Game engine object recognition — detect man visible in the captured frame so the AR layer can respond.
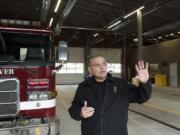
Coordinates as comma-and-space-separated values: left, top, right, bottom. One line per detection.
69, 55, 152, 135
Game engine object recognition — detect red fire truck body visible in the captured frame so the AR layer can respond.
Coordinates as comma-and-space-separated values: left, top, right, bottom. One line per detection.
0, 26, 62, 135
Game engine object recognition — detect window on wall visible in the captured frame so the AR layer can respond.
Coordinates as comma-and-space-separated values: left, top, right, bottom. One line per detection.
56, 63, 121, 74
56, 63, 84, 74
107, 63, 121, 73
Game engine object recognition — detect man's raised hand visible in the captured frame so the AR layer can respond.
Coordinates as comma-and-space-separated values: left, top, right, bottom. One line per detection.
135, 60, 149, 83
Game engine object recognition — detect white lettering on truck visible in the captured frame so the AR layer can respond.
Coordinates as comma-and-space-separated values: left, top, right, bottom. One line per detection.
0, 69, 14, 75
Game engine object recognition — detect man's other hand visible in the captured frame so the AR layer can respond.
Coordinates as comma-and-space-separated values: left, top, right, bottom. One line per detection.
80, 101, 95, 119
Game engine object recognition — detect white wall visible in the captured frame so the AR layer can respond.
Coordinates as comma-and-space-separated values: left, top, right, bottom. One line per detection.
56, 74, 84, 85
91, 48, 121, 63
68, 47, 84, 63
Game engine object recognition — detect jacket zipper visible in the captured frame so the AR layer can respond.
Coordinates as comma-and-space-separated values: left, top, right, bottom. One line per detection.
100, 117, 103, 135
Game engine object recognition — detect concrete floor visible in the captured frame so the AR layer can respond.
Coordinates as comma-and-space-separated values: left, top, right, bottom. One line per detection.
56, 85, 180, 135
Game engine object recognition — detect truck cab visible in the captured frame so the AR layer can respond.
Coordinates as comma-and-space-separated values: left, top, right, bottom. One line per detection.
0, 26, 66, 135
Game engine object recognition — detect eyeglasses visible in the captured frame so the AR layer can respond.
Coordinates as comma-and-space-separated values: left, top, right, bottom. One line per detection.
89, 62, 107, 68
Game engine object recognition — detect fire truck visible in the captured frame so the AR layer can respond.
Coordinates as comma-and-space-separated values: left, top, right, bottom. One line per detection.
0, 26, 67, 135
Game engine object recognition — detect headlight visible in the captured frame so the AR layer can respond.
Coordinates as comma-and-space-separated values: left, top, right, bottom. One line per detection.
39, 92, 49, 100
28, 92, 49, 101
28, 93, 38, 100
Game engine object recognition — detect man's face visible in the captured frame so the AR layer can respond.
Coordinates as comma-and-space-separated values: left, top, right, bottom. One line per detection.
88, 56, 108, 81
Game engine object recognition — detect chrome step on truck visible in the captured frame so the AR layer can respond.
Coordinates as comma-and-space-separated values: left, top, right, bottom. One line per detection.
0, 117, 60, 135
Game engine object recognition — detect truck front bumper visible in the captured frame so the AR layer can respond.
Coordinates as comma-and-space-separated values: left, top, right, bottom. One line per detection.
0, 117, 60, 135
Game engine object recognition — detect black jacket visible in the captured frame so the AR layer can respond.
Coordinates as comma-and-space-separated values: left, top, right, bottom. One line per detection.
69, 74, 152, 135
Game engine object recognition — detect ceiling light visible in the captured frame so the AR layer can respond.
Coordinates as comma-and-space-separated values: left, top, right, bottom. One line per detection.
133, 38, 138, 42
124, 6, 145, 19
165, 34, 169, 37
93, 33, 99, 37
54, 0, 62, 12
177, 31, 180, 34
107, 20, 122, 29
49, 18, 53, 27
158, 36, 162, 39
170, 33, 174, 36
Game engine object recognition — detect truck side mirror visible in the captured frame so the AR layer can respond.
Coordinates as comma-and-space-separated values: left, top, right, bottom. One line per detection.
55, 41, 68, 70
56, 41, 68, 62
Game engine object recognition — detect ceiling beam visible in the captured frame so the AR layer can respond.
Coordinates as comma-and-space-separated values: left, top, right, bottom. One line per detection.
93, 0, 116, 7
75, 5, 101, 14
143, 21, 180, 37
61, 26, 110, 31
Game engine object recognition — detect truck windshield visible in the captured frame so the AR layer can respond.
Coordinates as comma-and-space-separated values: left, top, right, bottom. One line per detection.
0, 31, 52, 64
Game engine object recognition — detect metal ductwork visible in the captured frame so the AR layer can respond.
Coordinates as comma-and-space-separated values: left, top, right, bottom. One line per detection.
40, 0, 51, 23
54, 0, 77, 35
57, 0, 77, 26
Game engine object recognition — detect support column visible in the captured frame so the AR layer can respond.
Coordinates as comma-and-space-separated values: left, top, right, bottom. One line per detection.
137, 10, 143, 60
84, 31, 91, 80
122, 35, 127, 79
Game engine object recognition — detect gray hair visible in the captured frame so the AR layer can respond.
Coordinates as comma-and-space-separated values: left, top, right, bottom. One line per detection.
88, 54, 105, 65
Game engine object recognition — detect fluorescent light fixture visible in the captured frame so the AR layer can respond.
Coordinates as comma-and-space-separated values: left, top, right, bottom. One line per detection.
54, 0, 62, 12
124, 6, 145, 19
107, 20, 122, 29
93, 33, 99, 37
170, 33, 174, 36
158, 36, 162, 39
133, 38, 138, 42
49, 18, 53, 27
177, 31, 180, 34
